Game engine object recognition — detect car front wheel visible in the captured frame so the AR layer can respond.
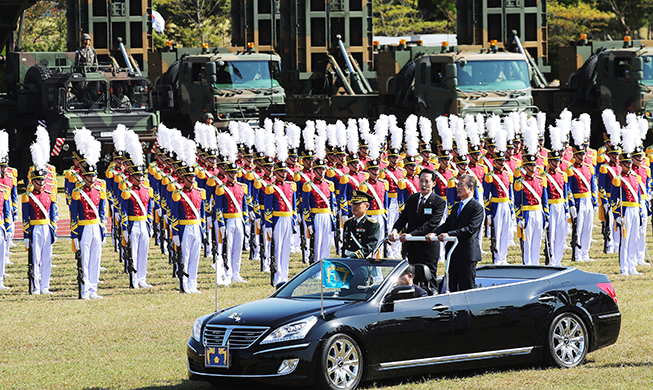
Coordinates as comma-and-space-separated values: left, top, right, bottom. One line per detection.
546, 312, 588, 368
318, 333, 363, 390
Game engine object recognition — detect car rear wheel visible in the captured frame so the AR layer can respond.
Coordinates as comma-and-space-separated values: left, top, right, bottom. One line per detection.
318, 333, 363, 390
546, 312, 588, 368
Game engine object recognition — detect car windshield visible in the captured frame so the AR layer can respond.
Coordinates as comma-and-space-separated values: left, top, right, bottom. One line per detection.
214, 60, 281, 89
456, 60, 530, 91
275, 258, 400, 301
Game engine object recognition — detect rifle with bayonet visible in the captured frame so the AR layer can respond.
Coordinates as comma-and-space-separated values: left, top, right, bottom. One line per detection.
269, 229, 276, 287
124, 232, 136, 288
570, 206, 580, 261
543, 222, 551, 265
259, 219, 266, 271
76, 246, 83, 299
175, 243, 188, 293
602, 203, 610, 253
153, 211, 160, 247
248, 212, 256, 260
27, 240, 34, 294
489, 215, 497, 262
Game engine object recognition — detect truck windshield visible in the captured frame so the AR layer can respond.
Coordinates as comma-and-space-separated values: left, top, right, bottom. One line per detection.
66, 80, 106, 111
640, 56, 653, 85
110, 80, 151, 110
456, 60, 530, 91
214, 60, 281, 89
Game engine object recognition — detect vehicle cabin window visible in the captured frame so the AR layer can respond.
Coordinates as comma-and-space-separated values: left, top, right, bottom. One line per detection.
192, 63, 206, 86
110, 80, 150, 110
431, 62, 445, 87
602, 57, 609, 79
66, 80, 106, 111
614, 57, 632, 82
642, 56, 653, 84
419, 61, 427, 85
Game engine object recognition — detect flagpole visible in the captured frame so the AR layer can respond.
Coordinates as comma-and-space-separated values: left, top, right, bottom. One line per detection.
320, 257, 324, 318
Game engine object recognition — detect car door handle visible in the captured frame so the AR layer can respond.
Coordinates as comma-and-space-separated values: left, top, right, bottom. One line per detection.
432, 305, 450, 311
538, 295, 556, 302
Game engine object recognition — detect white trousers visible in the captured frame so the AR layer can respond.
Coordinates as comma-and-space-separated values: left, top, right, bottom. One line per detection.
313, 213, 333, 263
0, 230, 7, 284
636, 205, 648, 262
80, 224, 102, 294
4, 214, 12, 263
31, 225, 53, 292
493, 202, 511, 264
619, 207, 640, 274
522, 210, 543, 266
130, 221, 150, 285
272, 216, 293, 286
181, 224, 201, 291
368, 213, 386, 259
387, 197, 401, 257
576, 197, 593, 260
548, 203, 567, 266
225, 217, 245, 280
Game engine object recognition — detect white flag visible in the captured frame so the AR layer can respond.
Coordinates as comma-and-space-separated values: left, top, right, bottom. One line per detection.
152, 10, 165, 34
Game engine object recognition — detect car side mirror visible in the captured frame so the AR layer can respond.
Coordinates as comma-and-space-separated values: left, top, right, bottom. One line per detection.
205, 61, 216, 75
445, 63, 458, 88
632, 57, 643, 72
385, 285, 415, 302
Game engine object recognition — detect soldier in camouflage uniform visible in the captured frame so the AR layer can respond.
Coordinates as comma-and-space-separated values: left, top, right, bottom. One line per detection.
74, 33, 98, 67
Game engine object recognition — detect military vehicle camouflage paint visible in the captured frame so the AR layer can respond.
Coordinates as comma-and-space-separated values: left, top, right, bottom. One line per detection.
161, 51, 285, 132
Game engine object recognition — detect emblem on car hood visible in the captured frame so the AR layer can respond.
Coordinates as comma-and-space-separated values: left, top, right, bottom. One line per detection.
228, 312, 242, 323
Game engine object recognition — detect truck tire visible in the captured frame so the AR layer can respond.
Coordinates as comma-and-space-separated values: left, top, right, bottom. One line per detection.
163, 60, 180, 88
577, 54, 598, 93
24, 64, 52, 87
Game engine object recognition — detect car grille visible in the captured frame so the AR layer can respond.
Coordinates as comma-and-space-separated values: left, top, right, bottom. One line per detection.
203, 325, 269, 349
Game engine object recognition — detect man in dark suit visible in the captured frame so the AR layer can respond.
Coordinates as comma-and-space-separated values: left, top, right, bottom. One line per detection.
389, 169, 446, 276
342, 190, 381, 258
427, 174, 484, 292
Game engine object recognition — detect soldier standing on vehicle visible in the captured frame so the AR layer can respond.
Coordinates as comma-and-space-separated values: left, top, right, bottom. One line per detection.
70, 130, 107, 300
75, 33, 98, 67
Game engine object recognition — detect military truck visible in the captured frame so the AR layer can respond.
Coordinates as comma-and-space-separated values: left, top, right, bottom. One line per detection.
534, 36, 653, 147
154, 48, 286, 133
0, 0, 162, 178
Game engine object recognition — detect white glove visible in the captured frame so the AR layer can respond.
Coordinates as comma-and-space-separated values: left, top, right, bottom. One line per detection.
308, 225, 314, 237
122, 231, 129, 244
24, 239, 29, 250
207, 216, 213, 228
616, 217, 623, 226
544, 221, 549, 230
266, 227, 273, 241
518, 220, 525, 228
73, 238, 80, 251
219, 227, 226, 240
487, 215, 492, 225
173, 235, 181, 247
570, 206, 577, 219
156, 208, 162, 217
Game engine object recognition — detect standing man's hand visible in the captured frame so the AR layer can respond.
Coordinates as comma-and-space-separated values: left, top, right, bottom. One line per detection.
437, 233, 449, 242
400, 233, 410, 242
388, 230, 399, 242
425, 233, 436, 242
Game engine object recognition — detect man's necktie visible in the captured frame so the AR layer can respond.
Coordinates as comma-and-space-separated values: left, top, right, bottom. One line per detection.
457, 201, 463, 218
417, 196, 425, 216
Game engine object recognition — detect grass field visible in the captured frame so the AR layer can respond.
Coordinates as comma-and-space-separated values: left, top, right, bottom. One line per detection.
2, 192, 652, 390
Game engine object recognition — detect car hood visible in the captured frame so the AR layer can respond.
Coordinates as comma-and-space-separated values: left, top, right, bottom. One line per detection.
209, 297, 352, 327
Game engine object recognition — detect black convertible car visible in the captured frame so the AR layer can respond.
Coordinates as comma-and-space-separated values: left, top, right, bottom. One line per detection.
187, 255, 621, 390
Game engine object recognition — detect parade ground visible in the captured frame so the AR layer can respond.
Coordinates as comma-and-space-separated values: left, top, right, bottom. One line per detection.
1, 193, 653, 390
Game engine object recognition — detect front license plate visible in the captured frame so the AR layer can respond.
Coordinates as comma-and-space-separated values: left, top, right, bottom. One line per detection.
205, 346, 229, 368
100, 131, 113, 138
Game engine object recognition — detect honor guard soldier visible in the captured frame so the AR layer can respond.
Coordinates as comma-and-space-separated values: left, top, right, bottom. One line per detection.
327, 146, 349, 252
340, 153, 369, 217
0, 182, 10, 290
24, 167, 57, 295
611, 151, 643, 275
170, 151, 206, 293
294, 136, 316, 263
358, 137, 371, 170
484, 149, 514, 265
380, 148, 405, 258
24, 132, 58, 295
303, 157, 336, 263
65, 148, 85, 208
0, 131, 17, 262
342, 191, 380, 258
264, 161, 297, 286
70, 132, 107, 300
418, 141, 436, 171
544, 141, 570, 267
397, 156, 420, 211
214, 162, 249, 284
567, 123, 598, 262
467, 144, 487, 196
106, 125, 128, 256
120, 142, 153, 289
243, 151, 266, 260
514, 151, 549, 266
254, 156, 275, 270
632, 144, 652, 266
598, 143, 622, 254
358, 158, 389, 257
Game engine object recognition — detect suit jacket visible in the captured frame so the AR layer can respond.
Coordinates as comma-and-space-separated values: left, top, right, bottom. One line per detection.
434, 197, 484, 263
392, 191, 446, 274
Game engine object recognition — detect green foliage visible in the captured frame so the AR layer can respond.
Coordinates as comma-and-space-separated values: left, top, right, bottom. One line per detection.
373, 0, 453, 36
20, 1, 67, 52
155, 0, 231, 48
547, 0, 615, 78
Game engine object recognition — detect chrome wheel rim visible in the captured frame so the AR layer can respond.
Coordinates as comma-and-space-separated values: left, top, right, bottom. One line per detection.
326, 338, 360, 389
552, 316, 586, 366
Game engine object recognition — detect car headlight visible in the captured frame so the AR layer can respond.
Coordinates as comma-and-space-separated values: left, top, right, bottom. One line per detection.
192, 315, 211, 342
261, 316, 318, 345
